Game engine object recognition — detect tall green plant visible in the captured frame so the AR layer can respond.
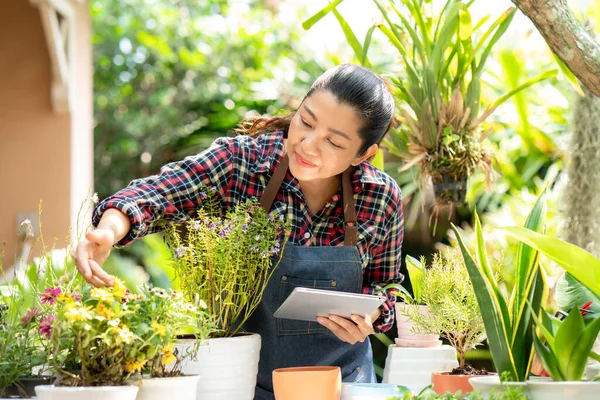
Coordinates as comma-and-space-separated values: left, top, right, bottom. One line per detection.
451, 191, 547, 381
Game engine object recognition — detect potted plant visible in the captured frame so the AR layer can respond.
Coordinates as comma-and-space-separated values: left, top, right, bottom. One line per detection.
35, 278, 142, 400
0, 294, 51, 399
162, 195, 290, 400
121, 286, 214, 400
451, 192, 547, 393
394, 255, 441, 348
402, 249, 488, 395
523, 303, 600, 400
304, 0, 556, 205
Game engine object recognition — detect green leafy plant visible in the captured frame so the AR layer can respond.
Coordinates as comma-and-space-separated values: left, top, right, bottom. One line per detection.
390, 254, 426, 305
0, 290, 49, 397
530, 304, 600, 381
163, 195, 291, 337
404, 248, 485, 368
304, 0, 556, 203
451, 191, 548, 381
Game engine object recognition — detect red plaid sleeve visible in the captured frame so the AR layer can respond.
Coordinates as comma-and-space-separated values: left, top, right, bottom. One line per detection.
92, 137, 236, 247
361, 186, 404, 333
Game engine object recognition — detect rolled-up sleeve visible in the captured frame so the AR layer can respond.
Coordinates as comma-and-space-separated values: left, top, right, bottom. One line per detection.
361, 198, 404, 333
92, 137, 234, 247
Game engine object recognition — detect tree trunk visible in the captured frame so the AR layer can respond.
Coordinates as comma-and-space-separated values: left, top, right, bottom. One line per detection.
512, 0, 600, 97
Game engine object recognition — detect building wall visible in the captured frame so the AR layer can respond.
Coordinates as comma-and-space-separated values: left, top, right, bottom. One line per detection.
0, 0, 92, 269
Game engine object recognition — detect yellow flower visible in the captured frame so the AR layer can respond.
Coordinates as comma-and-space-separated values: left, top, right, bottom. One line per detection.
151, 321, 166, 337
96, 303, 115, 319
116, 325, 134, 344
112, 277, 127, 300
125, 359, 146, 373
57, 292, 73, 303
64, 305, 93, 321
161, 343, 177, 366
90, 288, 114, 303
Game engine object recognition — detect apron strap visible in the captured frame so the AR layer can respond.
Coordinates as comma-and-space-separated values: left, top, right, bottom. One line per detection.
259, 154, 290, 212
342, 168, 358, 246
259, 153, 358, 246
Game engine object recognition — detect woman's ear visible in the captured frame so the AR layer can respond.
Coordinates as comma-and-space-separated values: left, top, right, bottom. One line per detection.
352, 144, 379, 166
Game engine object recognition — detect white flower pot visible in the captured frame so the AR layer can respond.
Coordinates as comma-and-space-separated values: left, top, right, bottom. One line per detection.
395, 304, 440, 346
527, 380, 600, 400
382, 344, 458, 394
175, 333, 261, 400
35, 385, 139, 400
136, 375, 200, 400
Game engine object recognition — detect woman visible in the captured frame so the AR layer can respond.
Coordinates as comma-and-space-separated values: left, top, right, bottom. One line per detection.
74, 64, 404, 398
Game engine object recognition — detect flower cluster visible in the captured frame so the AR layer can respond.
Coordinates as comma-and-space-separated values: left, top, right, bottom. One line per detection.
44, 277, 213, 386
163, 196, 290, 337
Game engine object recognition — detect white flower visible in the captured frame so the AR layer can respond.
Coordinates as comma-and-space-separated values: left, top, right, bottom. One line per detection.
108, 318, 120, 327
92, 193, 99, 204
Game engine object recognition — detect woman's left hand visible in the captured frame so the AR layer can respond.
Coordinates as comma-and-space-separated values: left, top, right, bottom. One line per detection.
317, 309, 381, 344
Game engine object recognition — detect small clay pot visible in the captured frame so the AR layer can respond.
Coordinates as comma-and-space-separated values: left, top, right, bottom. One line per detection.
431, 371, 481, 395
272, 366, 341, 400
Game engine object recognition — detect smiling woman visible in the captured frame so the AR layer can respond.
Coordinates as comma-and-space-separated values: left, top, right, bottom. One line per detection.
76, 63, 405, 400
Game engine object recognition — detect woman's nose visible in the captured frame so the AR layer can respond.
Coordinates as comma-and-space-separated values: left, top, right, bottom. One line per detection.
301, 135, 320, 156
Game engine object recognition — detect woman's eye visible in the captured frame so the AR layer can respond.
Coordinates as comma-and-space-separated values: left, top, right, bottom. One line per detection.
301, 119, 312, 128
328, 139, 342, 149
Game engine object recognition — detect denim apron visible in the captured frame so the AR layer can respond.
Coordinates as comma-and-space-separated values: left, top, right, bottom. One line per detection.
244, 154, 376, 400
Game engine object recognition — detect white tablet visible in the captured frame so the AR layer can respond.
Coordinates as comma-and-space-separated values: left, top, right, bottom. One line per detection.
273, 287, 386, 322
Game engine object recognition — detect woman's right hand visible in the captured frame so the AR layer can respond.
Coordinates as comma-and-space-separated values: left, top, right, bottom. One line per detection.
74, 229, 115, 287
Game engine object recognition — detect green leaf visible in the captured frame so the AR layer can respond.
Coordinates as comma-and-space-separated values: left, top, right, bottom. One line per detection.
553, 54, 584, 96
533, 332, 565, 381
474, 8, 517, 76
568, 315, 600, 380
554, 304, 585, 379
480, 69, 558, 121
502, 227, 600, 299
452, 221, 517, 380
458, 5, 473, 42
301, 0, 346, 30
361, 25, 376, 66
406, 255, 425, 303
331, 7, 370, 67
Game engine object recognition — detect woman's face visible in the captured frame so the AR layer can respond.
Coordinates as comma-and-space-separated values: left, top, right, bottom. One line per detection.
285, 89, 377, 183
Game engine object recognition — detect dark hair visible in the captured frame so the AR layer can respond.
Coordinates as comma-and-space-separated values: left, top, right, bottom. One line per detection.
235, 64, 395, 156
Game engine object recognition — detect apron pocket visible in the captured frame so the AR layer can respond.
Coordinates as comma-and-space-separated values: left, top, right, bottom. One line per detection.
276, 274, 337, 336
342, 366, 364, 383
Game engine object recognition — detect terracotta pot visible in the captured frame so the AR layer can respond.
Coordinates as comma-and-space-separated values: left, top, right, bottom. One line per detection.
272, 366, 341, 400
431, 372, 478, 395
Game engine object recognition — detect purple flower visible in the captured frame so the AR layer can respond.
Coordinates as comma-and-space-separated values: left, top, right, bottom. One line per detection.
39, 315, 55, 339
40, 288, 61, 305
174, 246, 187, 259
260, 250, 269, 259
219, 228, 229, 238
73, 294, 82, 301
271, 247, 280, 254
208, 222, 216, 230
241, 224, 248, 233
199, 192, 207, 200
191, 220, 201, 230
21, 307, 41, 327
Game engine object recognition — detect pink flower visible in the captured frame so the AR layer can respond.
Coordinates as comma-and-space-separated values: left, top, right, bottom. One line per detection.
72, 294, 82, 301
40, 287, 61, 305
39, 315, 55, 339
21, 307, 41, 327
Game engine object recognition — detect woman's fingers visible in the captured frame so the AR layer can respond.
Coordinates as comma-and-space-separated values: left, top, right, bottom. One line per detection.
88, 259, 114, 287
317, 314, 371, 344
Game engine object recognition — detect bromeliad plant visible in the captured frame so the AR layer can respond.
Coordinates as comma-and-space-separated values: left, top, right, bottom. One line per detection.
304, 0, 557, 204
530, 304, 600, 381
163, 194, 291, 338
451, 191, 548, 381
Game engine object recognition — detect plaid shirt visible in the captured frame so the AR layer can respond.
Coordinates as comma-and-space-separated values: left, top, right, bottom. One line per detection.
93, 131, 404, 332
